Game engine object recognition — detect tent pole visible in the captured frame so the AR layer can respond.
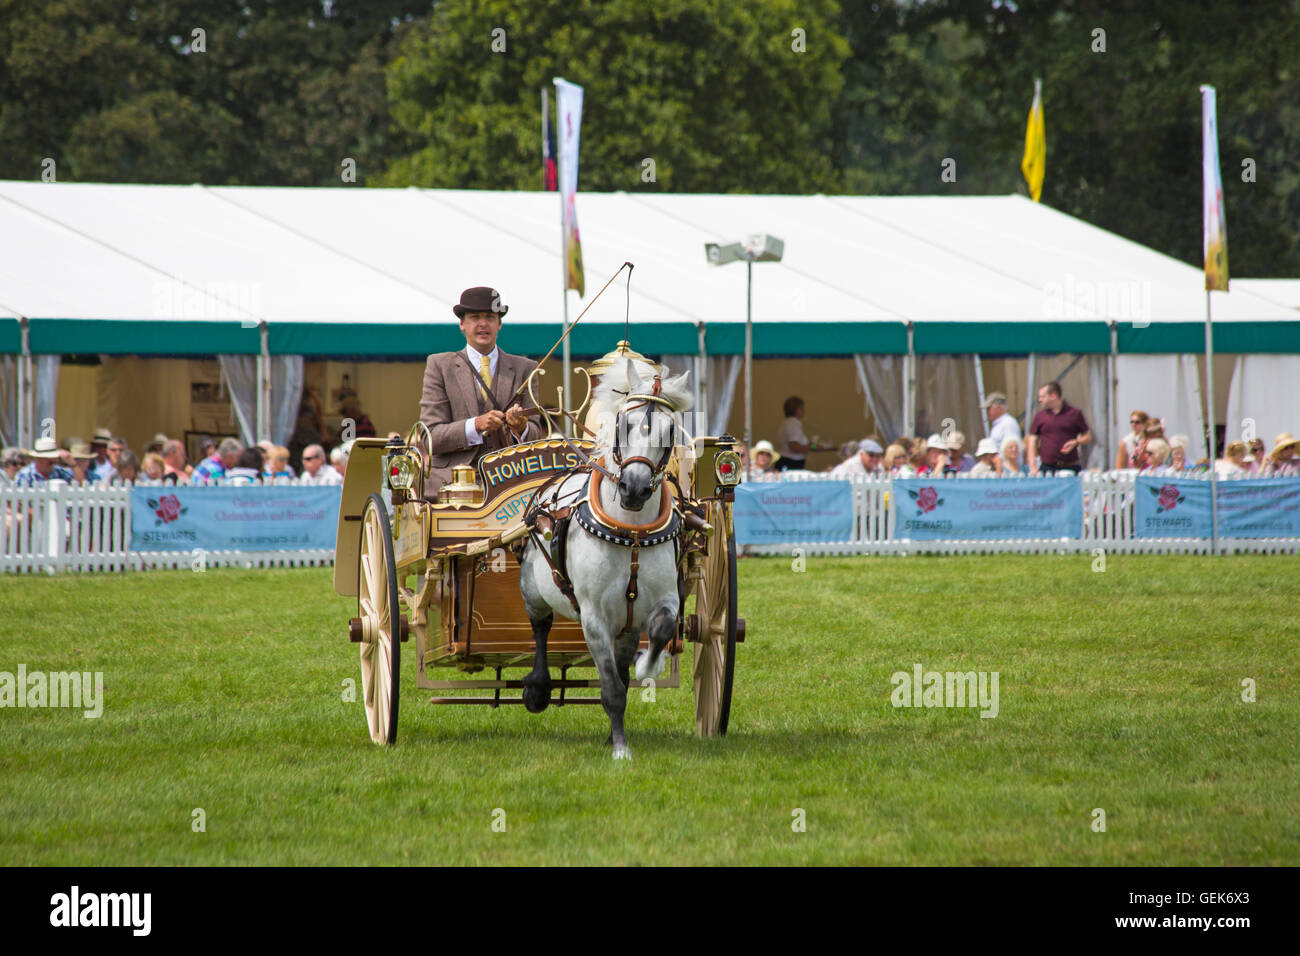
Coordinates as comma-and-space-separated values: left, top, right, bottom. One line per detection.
18, 317, 31, 449
1025, 354, 1037, 440
258, 322, 271, 443
1109, 322, 1118, 472
696, 321, 706, 435
905, 322, 915, 435
974, 353, 989, 435
1206, 290, 1219, 554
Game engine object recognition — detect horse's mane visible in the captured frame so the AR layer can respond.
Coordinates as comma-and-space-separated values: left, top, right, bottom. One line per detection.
592, 358, 693, 453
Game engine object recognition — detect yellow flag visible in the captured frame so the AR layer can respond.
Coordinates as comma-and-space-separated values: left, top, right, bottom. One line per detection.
1021, 78, 1045, 202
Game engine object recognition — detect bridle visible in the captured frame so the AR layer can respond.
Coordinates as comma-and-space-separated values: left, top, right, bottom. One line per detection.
610, 376, 677, 493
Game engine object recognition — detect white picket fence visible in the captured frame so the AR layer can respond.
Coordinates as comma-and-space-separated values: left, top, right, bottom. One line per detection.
740, 472, 1300, 556
3, 474, 1298, 574
1, 480, 335, 574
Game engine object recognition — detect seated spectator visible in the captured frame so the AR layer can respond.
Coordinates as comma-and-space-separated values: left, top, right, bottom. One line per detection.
1140, 438, 1174, 475
900, 438, 928, 478
196, 436, 216, 465
945, 431, 975, 473
192, 437, 242, 484
1116, 410, 1150, 469
830, 438, 884, 478
301, 443, 342, 483
108, 435, 127, 475
265, 445, 295, 480
145, 432, 169, 455
1, 447, 26, 485
923, 433, 957, 477
113, 450, 140, 483
1264, 433, 1300, 476
69, 442, 97, 483
835, 441, 860, 468
968, 438, 1002, 476
1245, 437, 1266, 476
882, 443, 908, 475
88, 428, 116, 482
1216, 440, 1248, 477
226, 447, 265, 485
1168, 435, 1192, 472
14, 437, 74, 486
749, 440, 780, 479
330, 442, 351, 479
161, 440, 188, 484
1000, 436, 1027, 476
141, 452, 166, 481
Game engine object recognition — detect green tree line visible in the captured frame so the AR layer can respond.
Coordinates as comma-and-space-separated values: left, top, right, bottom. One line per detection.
1, 0, 1296, 274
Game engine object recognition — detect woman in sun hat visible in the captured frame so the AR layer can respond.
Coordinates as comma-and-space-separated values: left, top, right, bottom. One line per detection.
749, 439, 780, 480
968, 437, 1002, 477
1264, 433, 1300, 477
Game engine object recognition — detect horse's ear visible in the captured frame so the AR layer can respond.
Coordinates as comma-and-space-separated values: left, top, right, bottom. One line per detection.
663, 370, 693, 411
625, 359, 644, 395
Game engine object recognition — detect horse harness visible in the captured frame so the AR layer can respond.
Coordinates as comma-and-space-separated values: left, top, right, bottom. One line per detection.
518, 380, 688, 629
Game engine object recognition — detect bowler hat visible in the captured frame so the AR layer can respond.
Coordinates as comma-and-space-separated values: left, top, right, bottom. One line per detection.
453, 287, 508, 319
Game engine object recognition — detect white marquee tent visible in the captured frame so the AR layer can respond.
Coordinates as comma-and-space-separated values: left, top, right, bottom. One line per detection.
1, 181, 1296, 463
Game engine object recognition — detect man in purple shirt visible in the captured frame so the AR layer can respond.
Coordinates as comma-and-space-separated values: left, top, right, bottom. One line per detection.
1027, 381, 1091, 475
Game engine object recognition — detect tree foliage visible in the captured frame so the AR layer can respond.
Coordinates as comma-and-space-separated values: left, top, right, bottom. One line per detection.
0, 0, 1296, 274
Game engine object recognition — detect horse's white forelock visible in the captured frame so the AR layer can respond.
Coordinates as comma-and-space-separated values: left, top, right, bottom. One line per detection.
593, 358, 693, 454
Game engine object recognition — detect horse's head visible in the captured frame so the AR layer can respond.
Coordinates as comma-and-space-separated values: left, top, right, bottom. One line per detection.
608, 360, 692, 511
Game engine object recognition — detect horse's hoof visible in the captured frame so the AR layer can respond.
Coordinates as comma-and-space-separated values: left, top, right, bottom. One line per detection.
634, 648, 667, 681
522, 676, 551, 714
612, 744, 632, 761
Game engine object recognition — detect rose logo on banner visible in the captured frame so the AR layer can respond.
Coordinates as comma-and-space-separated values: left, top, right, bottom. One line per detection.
1150, 484, 1185, 514
148, 494, 188, 526
908, 486, 943, 515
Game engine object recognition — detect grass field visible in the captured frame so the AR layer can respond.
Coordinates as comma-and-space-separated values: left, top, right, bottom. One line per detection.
2, 554, 1297, 865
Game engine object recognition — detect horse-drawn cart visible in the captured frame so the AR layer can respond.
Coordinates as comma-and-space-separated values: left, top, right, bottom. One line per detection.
333, 354, 745, 749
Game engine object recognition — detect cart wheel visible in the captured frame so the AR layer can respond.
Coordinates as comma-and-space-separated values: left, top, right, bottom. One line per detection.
358, 493, 401, 745
691, 498, 739, 737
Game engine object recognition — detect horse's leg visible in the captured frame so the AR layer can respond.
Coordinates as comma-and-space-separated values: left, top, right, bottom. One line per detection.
585, 618, 630, 760
634, 599, 678, 681
521, 612, 554, 714
614, 626, 640, 691
519, 547, 555, 715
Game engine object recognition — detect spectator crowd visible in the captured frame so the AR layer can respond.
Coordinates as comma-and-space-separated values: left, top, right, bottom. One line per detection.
738, 386, 1300, 482
1, 430, 353, 488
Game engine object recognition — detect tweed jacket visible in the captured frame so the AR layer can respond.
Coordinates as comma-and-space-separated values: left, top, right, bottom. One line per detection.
419, 347, 542, 494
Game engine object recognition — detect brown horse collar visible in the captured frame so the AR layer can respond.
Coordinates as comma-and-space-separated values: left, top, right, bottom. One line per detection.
587, 459, 675, 534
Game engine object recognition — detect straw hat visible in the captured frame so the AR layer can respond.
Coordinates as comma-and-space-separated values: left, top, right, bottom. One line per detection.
1271, 433, 1300, 458
25, 437, 62, 460
90, 427, 113, 445
975, 437, 999, 458
69, 442, 96, 460
751, 440, 780, 462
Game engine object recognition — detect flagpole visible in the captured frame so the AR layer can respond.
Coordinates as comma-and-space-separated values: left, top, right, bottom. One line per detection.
1206, 289, 1218, 553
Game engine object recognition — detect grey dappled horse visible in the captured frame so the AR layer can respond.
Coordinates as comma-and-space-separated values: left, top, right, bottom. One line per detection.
517, 360, 692, 760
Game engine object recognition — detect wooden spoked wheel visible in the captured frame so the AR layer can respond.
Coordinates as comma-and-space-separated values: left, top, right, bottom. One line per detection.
358, 493, 401, 745
692, 498, 739, 738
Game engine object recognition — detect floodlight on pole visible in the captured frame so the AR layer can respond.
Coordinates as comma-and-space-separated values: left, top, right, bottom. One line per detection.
704, 234, 784, 450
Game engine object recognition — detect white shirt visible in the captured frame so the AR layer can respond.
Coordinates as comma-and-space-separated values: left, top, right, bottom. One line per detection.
988, 412, 1021, 452
776, 417, 808, 460
462, 345, 500, 446
830, 454, 881, 479
305, 463, 343, 484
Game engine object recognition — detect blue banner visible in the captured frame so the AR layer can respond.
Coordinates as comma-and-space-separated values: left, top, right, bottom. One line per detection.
894, 477, 1082, 539
131, 485, 341, 551
1133, 477, 1210, 537
734, 481, 854, 544
1136, 476, 1300, 538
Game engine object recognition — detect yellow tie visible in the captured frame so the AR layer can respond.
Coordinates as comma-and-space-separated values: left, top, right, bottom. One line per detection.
479, 354, 493, 401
